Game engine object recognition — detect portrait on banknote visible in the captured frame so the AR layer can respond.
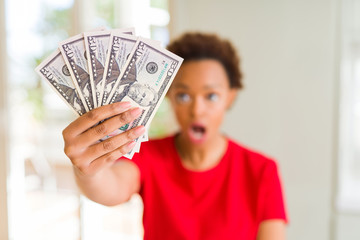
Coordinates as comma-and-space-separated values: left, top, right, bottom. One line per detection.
127, 83, 158, 107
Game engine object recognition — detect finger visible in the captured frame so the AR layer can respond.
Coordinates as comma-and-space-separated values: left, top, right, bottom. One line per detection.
78, 107, 143, 146
63, 101, 132, 138
81, 125, 145, 161
79, 141, 137, 176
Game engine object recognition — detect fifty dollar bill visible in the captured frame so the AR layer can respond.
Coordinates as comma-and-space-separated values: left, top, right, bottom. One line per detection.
106, 38, 183, 157
84, 28, 135, 107
59, 33, 96, 111
99, 32, 138, 106
35, 49, 87, 116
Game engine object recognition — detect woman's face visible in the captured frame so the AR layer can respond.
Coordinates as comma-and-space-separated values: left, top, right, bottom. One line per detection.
167, 59, 237, 146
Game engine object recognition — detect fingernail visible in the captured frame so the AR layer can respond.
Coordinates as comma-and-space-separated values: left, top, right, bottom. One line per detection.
116, 101, 131, 110
130, 108, 142, 117
127, 141, 137, 149
134, 126, 145, 135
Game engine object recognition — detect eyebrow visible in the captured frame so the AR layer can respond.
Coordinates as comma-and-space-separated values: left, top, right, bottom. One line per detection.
172, 82, 189, 89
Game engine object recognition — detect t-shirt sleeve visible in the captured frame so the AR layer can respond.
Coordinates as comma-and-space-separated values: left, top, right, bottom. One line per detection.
259, 160, 288, 223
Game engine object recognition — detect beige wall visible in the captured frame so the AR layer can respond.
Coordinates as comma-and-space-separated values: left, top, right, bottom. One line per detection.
169, 0, 338, 239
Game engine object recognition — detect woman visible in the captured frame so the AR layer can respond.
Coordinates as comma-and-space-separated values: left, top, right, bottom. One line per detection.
62, 33, 288, 239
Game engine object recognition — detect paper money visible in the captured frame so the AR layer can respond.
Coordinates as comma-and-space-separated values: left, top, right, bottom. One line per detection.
37, 27, 183, 159
84, 31, 110, 108
116, 27, 135, 36
99, 33, 138, 106
106, 38, 183, 156
84, 28, 135, 107
35, 49, 87, 116
59, 33, 95, 111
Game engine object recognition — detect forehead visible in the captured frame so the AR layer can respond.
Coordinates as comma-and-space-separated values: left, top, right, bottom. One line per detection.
173, 59, 230, 89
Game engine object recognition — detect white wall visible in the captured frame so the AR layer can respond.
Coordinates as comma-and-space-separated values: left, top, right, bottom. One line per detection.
0, 0, 9, 239
169, 0, 339, 239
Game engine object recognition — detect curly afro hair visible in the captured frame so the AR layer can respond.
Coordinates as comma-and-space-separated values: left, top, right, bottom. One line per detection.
167, 32, 243, 89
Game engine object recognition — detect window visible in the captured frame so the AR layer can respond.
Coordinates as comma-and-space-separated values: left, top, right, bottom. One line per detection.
5, 0, 172, 239
337, 0, 360, 212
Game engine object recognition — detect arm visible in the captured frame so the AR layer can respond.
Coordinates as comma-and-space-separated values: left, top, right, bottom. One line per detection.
62, 101, 145, 206
257, 220, 286, 240
257, 160, 288, 239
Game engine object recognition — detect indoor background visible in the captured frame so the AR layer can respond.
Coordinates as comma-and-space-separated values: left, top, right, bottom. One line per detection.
0, 0, 359, 239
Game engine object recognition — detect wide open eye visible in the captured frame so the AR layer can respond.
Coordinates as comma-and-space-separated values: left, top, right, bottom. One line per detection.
175, 93, 191, 103
207, 93, 219, 102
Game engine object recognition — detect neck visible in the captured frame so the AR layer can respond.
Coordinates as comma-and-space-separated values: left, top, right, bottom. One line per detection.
175, 133, 227, 171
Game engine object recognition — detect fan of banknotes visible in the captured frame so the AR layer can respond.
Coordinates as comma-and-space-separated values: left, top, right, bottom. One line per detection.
35, 27, 183, 158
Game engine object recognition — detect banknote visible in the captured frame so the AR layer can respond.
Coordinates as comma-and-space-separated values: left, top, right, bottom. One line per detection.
84, 28, 135, 107
99, 33, 138, 106
35, 49, 87, 116
106, 38, 183, 157
59, 33, 95, 111
37, 28, 183, 159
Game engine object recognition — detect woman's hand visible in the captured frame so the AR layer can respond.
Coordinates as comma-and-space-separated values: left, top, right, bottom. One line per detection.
62, 101, 145, 177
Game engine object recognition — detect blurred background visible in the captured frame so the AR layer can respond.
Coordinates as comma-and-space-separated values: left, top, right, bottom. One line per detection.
0, 0, 359, 239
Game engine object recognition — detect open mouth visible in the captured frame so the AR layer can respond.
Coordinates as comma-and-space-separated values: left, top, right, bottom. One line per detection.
188, 124, 206, 142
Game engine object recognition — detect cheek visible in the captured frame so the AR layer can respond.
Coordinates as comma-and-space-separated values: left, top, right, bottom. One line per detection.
211, 108, 226, 124
209, 96, 228, 111
172, 105, 187, 124
208, 101, 228, 126
168, 99, 188, 126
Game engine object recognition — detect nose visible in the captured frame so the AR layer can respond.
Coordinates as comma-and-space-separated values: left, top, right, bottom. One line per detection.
190, 96, 206, 118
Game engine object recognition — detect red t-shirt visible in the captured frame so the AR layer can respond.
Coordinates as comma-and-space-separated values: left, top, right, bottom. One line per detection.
128, 135, 288, 240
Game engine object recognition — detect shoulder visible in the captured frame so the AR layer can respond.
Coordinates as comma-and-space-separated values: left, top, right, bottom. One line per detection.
138, 135, 175, 155
146, 135, 175, 146
226, 138, 279, 178
130, 135, 176, 162
123, 135, 176, 184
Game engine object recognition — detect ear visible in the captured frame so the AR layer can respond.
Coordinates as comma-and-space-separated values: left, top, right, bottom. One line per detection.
226, 89, 238, 110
